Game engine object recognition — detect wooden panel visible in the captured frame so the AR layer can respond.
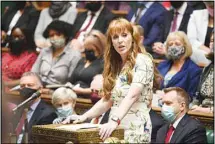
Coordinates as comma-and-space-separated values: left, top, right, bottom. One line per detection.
32, 124, 124, 143
77, 8, 128, 18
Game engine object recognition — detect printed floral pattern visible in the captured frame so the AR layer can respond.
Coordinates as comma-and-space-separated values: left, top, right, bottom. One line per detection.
110, 54, 154, 143
200, 67, 214, 107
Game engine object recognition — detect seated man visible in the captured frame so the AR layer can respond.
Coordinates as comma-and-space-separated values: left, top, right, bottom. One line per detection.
156, 87, 207, 143
13, 72, 57, 143
127, 1, 166, 57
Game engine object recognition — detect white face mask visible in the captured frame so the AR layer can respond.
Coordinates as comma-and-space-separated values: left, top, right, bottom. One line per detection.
56, 104, 73, 117
161, 104, 181, 123
50, 37, 66, 48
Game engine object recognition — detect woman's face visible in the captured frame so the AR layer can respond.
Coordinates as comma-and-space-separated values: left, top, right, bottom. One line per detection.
166, 35, 185, 60
111, 29, 132, 58
54, 99, 74, 109
10, 28, 26, 55
11, 28, 25, 41
167, 35, 184, 48
84, 43, 99, 57
48, 29, 66, 48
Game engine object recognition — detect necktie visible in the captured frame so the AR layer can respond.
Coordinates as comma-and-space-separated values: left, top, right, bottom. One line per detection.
75, 13, 95, 38
134, 4, 145, 24
165, 125, 175, 143
15, 109, 28, 137
171, 11, 179, 32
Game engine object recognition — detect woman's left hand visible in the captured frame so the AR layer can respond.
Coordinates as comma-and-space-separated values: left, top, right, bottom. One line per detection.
99, 121, 118, 141
72, 84, 83, 94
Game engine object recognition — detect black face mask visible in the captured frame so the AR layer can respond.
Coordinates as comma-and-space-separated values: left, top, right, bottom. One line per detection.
85, 50, 97, 61
9, 38, 25, 55
85, 2, 102, 12
170, 1, 184, 9
19, 87, 37, 99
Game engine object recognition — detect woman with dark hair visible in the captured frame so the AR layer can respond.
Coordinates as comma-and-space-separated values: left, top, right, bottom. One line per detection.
34, 1, 77, 48
31, 20, 81, 85
2, 26, 37, 89
190, 30, 214, 113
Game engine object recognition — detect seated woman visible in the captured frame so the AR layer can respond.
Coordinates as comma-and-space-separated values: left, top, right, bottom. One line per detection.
2, 26, 37, 89
69, 30, 106, 98
157, 31, 202, 101
187, 1, 214, 66
52, 87, 78, 124
31, 20, 81, 85
190, 30, 214, 113
34, 1, 77, 48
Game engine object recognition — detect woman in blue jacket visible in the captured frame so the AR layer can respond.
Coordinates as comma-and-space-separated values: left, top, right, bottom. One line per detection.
158, 31, 202, 101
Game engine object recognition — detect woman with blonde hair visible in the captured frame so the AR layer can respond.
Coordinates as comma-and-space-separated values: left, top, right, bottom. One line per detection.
158, 31, 202, 100
63, 18, 159, 143
52, 87, 78, 124
69, 29, 106, 99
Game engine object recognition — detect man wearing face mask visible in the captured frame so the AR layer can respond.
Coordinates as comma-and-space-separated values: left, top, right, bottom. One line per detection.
156, 87, 207, 143
153, 1, 194, 59
13, 72, 57, 143
72, 1, 115, 44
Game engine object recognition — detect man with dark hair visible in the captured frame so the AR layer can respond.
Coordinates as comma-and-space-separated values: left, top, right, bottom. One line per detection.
156, 87, 207, 143
13, 72, 57, 143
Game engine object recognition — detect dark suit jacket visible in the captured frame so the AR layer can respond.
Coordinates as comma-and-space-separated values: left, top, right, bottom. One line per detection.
13, 99, 57, 143
1, 5, 40, 34
127, 2, 166, 48
156, 114, 207, 143
149, 109, 166, 143
161, 5, 193, 42
72, 6, 115, 37
158, 58, 202, 100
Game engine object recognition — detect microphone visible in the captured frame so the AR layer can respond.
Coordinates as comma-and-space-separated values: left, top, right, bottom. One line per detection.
12, 91, 41, 112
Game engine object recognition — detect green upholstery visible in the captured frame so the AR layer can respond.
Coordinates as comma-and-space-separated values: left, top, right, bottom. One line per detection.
206, 129, 214, 144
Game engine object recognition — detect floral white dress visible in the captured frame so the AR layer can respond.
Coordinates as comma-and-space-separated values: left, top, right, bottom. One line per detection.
109, 53, 154, 143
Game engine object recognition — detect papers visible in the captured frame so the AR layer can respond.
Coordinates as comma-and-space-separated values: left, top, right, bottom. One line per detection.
57, 123, 101, 131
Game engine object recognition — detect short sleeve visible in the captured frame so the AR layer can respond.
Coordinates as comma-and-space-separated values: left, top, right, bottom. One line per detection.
132, 54, 154, 86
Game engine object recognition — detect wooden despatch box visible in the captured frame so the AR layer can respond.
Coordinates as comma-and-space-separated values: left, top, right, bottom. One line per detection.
32, 124, 124, 143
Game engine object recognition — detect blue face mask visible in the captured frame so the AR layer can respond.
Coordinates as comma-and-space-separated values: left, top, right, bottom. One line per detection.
161, 104, 178, 123
56, 105, 73, 117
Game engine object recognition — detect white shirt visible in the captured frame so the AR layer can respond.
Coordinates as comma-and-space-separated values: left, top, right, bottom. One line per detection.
7, 10, 22, 35
77, 5, 104, 44
170, 2, 187, 31
169, 114, 186, 141
130, 2, 154, 23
